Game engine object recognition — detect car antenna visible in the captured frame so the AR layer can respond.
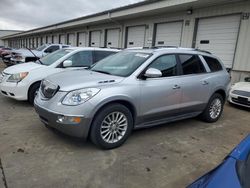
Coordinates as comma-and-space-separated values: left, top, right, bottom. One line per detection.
21, 44, 43, 64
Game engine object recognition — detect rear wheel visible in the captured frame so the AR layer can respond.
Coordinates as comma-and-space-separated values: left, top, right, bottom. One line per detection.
28, 82, 40, 105
90, 104, 133, 149
200, 93, 224, 123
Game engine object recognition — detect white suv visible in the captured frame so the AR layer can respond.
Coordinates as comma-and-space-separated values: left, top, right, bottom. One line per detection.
0, 47, 119, 103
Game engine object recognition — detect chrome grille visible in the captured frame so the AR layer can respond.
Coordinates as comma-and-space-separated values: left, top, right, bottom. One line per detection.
40, 80, 59, 99
232, 90, 250, 97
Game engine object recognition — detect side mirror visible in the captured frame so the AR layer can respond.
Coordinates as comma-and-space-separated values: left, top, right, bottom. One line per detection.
144, 68, 162, 78
63, 60, 73, 68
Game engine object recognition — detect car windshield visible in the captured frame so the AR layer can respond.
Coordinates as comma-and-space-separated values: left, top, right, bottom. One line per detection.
36, 45, 47, 51
90, 51, 151, 77
37, 49, 72, 66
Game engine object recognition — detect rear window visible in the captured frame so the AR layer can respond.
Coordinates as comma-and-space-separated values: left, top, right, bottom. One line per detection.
203, 56, 223, 72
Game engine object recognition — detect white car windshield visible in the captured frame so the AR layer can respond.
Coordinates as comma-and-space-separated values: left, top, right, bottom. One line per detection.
38, 49, 73, 66
36, 45, 47, 51
91, 51, 151, 77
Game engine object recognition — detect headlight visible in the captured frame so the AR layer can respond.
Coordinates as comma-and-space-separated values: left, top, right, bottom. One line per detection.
62, 88, 100, 106
7, 72, 29, 83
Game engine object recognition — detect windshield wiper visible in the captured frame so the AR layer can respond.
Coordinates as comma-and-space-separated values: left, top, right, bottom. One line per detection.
36, 59, 43, 65
92, 70, 111, 75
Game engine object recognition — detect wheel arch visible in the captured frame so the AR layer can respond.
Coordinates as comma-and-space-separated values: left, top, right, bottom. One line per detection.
87, 99, 137, 139
27, 80, 41, 98
213, 89, 226, 102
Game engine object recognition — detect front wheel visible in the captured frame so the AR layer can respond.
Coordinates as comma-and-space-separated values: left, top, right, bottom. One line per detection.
90, 104, 133, 149
200, 93, 224, 123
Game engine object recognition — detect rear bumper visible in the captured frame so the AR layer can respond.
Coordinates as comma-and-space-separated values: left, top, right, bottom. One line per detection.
34, 101, 92, 139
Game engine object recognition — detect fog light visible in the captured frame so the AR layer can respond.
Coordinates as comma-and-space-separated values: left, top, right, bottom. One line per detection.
56, 115, 82, 124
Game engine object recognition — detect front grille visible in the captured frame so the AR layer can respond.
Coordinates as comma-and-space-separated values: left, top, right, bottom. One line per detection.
40, 80, 59, 99
232, 97, 250, 106
232, 90, 250, 97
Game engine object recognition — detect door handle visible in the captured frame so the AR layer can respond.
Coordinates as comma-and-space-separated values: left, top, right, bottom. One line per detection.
202, 80, 209, 85
173, 85, 181, 89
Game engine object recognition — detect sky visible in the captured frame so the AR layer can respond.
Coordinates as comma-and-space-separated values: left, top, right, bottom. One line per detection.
0, 0, 144, 31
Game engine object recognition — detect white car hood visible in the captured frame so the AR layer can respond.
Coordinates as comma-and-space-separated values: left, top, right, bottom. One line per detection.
232, 82, 250, 92
3, 62, 44, 74
13, 49, 43, 57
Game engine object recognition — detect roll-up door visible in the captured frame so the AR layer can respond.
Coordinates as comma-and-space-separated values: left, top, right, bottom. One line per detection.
78, 32, 87, 47
106, 28, 120, 48
195, 15, 241, 68
59, 34, 66, 44
154, 21, 183, 46
90, 31, 101, 47
126, 25, 146, 48
68, 33, 76, 46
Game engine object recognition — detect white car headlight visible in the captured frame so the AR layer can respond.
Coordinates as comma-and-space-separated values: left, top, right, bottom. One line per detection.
62, 88, 100, 106
7, 72, 29, 83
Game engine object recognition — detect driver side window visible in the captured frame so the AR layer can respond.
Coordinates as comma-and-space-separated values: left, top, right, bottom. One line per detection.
66, 51, 93, 67
148, 54, 178, 77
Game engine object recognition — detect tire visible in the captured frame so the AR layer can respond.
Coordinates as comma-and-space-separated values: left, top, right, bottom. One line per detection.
200, 93, 224, 123
28, 82, 41, 105
90, 103, 133, 149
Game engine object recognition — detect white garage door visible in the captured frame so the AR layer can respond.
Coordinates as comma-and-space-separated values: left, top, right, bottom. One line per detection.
59, 34, 66, 44
53, 35, 59, 44
126, 26, 146, 48
90, 31, 101, 47
37, 37, 41, 47
68, 33, 76, 46
34, 38, 38, 48
155, 21, 183, 46
42, 36, 46, 45
78, 32, 87, 47
196, 15, 241, 68
47, 36, 53, 44
106, 28, 120, 48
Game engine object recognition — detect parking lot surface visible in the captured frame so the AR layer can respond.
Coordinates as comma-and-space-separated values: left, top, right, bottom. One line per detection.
0, 62, 249, 188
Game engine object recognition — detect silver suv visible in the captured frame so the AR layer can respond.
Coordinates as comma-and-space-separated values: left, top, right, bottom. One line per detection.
34, 47, 231, 149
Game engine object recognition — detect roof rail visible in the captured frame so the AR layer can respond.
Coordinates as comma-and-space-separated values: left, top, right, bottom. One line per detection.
152, 45, 179, 49
193, 48, 212, 54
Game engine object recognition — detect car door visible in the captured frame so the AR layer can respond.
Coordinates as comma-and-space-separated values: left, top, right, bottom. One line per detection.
177, 54, 210, 114
139, 54, 183, 125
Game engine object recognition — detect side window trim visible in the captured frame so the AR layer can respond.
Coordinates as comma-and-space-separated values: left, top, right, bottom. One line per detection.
138, 53, 181, 80
177, 53, 208, 76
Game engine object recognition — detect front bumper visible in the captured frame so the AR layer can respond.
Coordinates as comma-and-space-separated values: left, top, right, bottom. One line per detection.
228, 92, 250, 108
34, 101, 92, 139
0, 80, 28, 100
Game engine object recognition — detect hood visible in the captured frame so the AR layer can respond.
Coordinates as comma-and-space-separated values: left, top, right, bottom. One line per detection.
3, 62, 44, 74
232, 82, 250, 92
12, 49, 42, 57
46, 70, 125, 92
